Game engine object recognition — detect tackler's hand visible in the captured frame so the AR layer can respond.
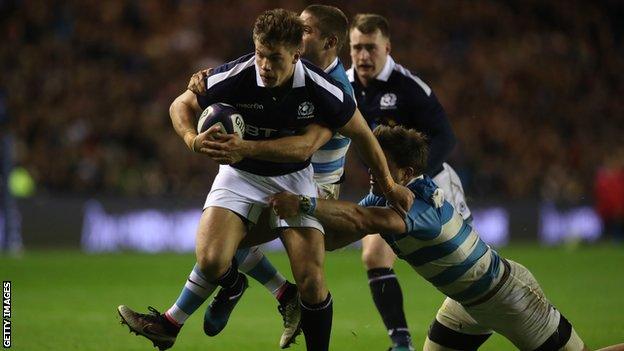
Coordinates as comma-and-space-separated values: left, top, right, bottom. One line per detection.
187, 68, 213, 95
269, 192, 301, 218
384, 183, 414, 216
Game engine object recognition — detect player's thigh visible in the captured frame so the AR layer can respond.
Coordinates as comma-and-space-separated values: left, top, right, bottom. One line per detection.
361, 233, 397, 268
466, 260, 564, 350
280, 227, 327, 302
195, 206, 247, 277
424, 298, 492, 351
239, 207, 278, 248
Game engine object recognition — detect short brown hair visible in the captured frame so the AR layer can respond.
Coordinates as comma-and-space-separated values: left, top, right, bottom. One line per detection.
253, 9, 303, 49
303, 5, 349, 51
350, 13, 390, 38
373, 125, 428, 175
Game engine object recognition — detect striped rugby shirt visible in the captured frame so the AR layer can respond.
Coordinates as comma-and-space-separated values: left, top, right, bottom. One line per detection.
311, 58, 354, 185
359, 176, 503, 304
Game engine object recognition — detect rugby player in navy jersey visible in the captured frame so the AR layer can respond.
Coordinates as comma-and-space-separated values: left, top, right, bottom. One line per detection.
181, 5, 355, 348
271, 125, 624, 351
346, 14, 471, 350
117, 9, 413, 351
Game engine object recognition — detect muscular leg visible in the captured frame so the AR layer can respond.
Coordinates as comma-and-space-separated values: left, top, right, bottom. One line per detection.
195, 207, 247, 279
165, 263, 217, 326
281, 227, 332, 351
239, 207, 280, 248
361, 233, 397, 271
362, 234, 412, 348
235, 246, 293, 300
241, 208, 297, 302
164, 207, 246, 327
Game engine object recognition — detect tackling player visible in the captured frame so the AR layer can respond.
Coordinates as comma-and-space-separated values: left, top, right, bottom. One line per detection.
347, 13, 470, 350
118, 8, 413, 351
270, 125, 624, 351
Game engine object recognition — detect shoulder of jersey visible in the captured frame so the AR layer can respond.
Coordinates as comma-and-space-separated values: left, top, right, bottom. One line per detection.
212, 53, 255, 75
390, 63, 432, 96
206, 53, 256, 90
301, 59, 347, 102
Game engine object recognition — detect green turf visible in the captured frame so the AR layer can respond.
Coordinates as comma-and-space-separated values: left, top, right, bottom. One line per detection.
2, 245, 623, 350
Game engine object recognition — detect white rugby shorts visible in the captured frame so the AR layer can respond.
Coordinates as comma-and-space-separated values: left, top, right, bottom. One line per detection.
433, 162, 471, 220
317, 182, 341, 200
204, 164, 324, 233
430, 260, 584, 350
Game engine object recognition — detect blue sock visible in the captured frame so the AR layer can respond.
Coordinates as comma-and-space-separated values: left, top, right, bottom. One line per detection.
165, 264, 216, 326
236, 246, 288, 298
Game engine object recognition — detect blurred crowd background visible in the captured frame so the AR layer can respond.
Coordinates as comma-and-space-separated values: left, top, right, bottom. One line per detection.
2, 0, 623, 221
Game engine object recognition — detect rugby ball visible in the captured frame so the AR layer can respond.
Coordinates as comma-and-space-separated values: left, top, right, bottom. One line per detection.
197, 103, 245, 138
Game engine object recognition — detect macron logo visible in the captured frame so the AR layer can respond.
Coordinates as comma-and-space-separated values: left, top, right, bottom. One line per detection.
236, 103, 264, 110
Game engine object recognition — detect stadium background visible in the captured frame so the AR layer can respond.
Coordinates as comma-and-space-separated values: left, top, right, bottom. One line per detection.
1, 1, 623, 350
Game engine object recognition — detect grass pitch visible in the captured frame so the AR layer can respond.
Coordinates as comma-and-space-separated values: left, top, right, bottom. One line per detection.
2, 245, 623, 350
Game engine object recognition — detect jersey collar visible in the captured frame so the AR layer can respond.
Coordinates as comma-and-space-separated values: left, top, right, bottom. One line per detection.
375, 55, 395, 82
255, 59, 306, 88
347, 55, 395, 84
406, 174, 425, 186
324, 57, 339, 73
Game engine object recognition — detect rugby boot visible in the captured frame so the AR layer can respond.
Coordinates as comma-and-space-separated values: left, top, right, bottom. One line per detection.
278, 292, 302, 348
203, 274, 249, 336
117, 305, 179, 351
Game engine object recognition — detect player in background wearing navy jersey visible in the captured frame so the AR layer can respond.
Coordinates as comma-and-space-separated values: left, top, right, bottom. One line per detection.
118, 9, 413, 351
176, 5, 355, 348
270, 125, 624, 351
346, 14, 471, 351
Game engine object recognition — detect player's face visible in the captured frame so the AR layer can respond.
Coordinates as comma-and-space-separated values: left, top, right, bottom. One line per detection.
255, 41, 300, 88
300, 11, 325, 66
370, 152, 404, 196
350, 28, 390, 82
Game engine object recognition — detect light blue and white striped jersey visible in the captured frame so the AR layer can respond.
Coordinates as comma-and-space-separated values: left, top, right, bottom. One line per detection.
311, 58, 354, 185
359, 176, 504, 304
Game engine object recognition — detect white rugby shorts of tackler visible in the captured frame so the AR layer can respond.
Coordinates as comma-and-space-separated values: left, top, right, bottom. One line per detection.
204, 164, 324, 234
432, 162, 471, 221
432, 259, 584, 350
317, 183, 341, 200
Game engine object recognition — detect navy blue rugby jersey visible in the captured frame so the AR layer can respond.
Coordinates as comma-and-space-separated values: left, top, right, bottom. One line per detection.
347, 56, 455, 176
196, 53, 356, 176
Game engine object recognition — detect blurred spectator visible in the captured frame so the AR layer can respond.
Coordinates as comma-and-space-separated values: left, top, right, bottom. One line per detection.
1, 1, 623, 202
594, 149, 624, 242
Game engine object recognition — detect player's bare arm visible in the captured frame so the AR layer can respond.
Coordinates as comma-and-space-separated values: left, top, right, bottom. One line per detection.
202, 123, 333, 164
337, 108, 414, 214
270, 191, 406, 240
169, 90, 222, 155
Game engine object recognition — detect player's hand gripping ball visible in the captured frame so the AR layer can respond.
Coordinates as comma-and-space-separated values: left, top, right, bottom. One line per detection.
197, 103, 245, 138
